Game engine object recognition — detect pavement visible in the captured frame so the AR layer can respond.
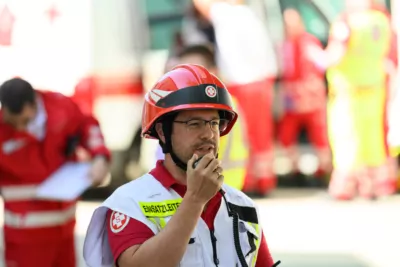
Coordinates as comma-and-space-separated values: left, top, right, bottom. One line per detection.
1, 189, 400, 267
257, 189, 400, 267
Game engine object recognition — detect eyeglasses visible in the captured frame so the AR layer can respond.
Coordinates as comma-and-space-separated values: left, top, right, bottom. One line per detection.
174, 118, 229, 133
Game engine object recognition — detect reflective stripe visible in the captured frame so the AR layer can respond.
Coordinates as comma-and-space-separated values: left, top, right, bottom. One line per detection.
159, 217, 167, 228
148, 217, 167, 231
4, 205, 76, 228
148, 218, 160, 231
251, 223, 261, 267
223, 129, 247, 169
1, 185, 38, 201
220, 98, 248, 171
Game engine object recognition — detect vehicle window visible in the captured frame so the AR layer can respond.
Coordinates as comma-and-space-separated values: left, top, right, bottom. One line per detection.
384, 0, 391, 11
313, 0, 344, 21
297, 2, 329, 42
280, 0, 333, 45
143, 0, 189, 50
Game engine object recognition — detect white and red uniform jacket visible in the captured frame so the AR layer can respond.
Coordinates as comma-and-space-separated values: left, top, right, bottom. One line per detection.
0, 91, 110, 244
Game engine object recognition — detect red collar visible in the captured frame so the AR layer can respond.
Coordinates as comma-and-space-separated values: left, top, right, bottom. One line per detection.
149, 160, 184, 189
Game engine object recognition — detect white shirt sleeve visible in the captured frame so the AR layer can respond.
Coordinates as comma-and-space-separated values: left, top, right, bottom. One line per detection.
210, 3, 278, 84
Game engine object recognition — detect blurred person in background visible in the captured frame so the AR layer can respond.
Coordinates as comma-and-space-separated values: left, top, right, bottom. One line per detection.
192, 0, 278, 197
0, 78, 110, 266
278, 8, 331, 184
156, 44, 249, 190
181, 2, 217, 48
308, 0, 398, 200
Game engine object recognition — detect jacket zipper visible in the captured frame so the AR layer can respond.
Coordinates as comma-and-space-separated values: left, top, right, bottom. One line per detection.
210, 229, 219, 266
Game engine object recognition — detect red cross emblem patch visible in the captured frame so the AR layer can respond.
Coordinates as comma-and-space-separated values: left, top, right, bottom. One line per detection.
110, 211, 130, 233
205, 86, 217, 98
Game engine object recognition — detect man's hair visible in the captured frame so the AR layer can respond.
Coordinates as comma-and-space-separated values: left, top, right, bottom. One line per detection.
177, 44, 216, 69
0, 78, 36, 114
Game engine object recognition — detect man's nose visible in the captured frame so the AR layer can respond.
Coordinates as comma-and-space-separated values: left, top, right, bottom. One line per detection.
199, 124, 215, 140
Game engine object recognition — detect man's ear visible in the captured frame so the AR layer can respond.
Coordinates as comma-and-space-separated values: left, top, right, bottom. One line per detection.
155, 123, 166, 143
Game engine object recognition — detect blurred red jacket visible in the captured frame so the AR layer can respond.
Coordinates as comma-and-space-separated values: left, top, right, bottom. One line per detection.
0, 91, 110, 244
281, 32, 326, 113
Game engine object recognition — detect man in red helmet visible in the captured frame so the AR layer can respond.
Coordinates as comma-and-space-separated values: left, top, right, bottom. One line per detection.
83, 64, 278, 267
0, 77, 110, 267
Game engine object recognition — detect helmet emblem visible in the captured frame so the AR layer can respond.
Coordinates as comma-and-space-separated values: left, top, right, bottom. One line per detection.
205, 86, 217, 98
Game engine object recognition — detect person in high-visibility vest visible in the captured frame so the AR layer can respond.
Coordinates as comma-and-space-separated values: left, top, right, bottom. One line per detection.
156, 44, 249, 190
308, 0, 398, 199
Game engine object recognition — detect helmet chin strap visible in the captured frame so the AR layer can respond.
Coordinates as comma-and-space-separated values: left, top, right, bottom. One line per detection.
159, 119, 188, 171
170, 149, 188, 171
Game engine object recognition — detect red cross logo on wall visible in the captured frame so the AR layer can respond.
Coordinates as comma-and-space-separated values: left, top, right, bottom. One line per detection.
45, 4, 61, 24
0, 5, 15, 46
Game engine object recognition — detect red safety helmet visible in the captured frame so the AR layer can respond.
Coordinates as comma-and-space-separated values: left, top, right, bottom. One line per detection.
142, 64, 238, 139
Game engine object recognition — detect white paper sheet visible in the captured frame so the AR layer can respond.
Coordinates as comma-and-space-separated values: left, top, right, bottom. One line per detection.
36, 162, 92, 201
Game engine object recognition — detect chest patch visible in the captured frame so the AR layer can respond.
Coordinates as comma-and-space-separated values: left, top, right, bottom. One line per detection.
139, 199, 182, 217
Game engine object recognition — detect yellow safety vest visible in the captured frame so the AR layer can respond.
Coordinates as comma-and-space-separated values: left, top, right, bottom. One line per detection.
219, 97, 248, 190
327, 9, 392, 168
327, 9, 391, 88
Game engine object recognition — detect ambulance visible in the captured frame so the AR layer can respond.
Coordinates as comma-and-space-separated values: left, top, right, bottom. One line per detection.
0, 0, 149, 196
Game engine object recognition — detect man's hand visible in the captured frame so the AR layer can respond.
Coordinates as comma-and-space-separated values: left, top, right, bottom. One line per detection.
89, 156, 110, 187
185, 152, 224, 205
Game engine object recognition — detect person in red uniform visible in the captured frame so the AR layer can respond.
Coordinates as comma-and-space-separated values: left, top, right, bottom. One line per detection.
103, 65, 276, 267
278, 8, 331, 181
191, 0, 278, 196
0, 78, 110, 267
